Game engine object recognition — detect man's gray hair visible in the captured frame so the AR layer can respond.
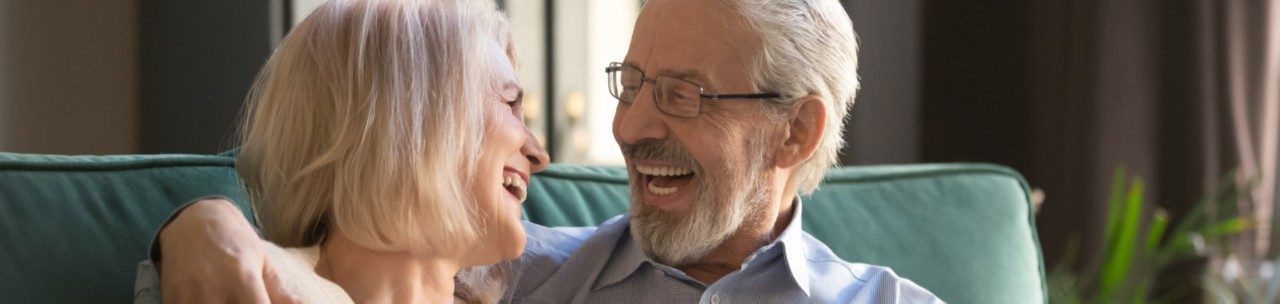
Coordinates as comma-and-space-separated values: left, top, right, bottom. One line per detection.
733, 0, 859, 195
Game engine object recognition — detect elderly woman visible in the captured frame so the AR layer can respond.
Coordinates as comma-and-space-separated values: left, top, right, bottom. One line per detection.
135, 0, 547, 302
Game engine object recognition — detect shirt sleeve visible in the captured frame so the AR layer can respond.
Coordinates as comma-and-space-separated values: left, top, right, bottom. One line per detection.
846, 267, 945, 304
133, 260, 161, 304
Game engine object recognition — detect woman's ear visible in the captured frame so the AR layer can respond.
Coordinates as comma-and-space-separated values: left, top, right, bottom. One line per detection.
773, 95, 826, 169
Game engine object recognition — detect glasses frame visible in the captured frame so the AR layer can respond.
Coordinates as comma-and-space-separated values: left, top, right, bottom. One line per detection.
605, 62, 781, 118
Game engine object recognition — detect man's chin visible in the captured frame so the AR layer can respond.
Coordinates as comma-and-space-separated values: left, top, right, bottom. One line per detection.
630, 227, 711, 266
629, 210, 730, 266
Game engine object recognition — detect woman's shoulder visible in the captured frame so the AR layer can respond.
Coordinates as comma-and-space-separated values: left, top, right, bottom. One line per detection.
262, 242, 355, 304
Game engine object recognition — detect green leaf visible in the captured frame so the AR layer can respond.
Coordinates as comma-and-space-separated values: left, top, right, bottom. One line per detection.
1161, 172, 1237, 254
1104, 168, 1127, 247
1201, 217, 1253, 239
1097, 177, 1144, 302
1143, 209, 1168, 256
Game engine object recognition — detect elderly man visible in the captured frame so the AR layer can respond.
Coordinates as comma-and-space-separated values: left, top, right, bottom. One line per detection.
146, 0, 939, 302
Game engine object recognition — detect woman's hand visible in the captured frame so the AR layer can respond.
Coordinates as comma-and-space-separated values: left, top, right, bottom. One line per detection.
157, 198, 300, 303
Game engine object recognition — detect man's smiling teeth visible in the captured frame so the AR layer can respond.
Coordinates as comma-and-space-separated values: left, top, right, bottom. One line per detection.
636, 165, 692, 177
636, 165, 693, 195
648, 182, 679, 195
502, 175, 527, 201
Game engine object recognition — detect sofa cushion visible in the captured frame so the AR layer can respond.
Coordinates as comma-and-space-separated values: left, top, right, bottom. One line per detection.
0, 153, 253, 304
804, 164, 1044, 303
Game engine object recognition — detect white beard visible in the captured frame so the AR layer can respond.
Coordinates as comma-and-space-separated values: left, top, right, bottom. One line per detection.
628, 140, 773, 267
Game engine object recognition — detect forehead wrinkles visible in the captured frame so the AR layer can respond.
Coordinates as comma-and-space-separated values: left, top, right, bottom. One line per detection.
636, 0, 761, 90
627, 0, 668, 68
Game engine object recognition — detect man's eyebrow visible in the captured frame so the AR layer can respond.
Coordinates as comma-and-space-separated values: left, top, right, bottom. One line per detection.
622, 60, 642, 69
657, 68, 711, 87
619, 61, 712, 86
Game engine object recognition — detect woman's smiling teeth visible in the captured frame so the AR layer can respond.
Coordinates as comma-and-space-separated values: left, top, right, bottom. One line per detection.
637, 165, 694, 196
502, 174, 527, 202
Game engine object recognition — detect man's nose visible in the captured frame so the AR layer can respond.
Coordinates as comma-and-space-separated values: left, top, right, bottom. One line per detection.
614, 83, 669, 144
521, 129, 549, 173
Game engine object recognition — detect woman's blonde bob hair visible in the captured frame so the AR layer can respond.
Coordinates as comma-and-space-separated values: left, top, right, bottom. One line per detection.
237, 0, 514, 255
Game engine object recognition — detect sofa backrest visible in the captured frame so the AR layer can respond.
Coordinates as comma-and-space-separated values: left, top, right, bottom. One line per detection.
0, 153, 251, 303
0, 152, 1044, 303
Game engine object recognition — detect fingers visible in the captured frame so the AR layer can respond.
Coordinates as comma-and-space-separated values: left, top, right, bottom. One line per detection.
165, 256, 273, 304
236, 269, 272, 304
263, 257, 303, 304
229, 242, 275, 304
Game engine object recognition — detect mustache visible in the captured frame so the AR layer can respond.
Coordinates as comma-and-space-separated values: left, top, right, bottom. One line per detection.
620, 139, 699, 170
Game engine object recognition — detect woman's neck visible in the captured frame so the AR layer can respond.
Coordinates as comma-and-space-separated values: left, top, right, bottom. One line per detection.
316, 231, 461, 303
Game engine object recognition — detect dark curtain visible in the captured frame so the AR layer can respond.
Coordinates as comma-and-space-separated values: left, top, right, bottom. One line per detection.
1188, 0, 1280, 264
922, 0, 1279, 290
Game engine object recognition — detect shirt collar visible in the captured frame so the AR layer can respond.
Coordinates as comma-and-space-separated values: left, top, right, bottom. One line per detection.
591, 197, 812, 295
591, 228, 649, 290
777, 196, 812, 295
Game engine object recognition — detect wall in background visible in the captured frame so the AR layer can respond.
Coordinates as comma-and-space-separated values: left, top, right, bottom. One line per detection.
139, 0, 283, 154
0, 0, 139, 154
841, 0, 922, 165
0, 0, 922, 162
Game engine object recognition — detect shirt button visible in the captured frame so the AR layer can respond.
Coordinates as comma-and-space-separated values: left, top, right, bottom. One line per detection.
652, 269, 664, 276
710, 293, 722, 304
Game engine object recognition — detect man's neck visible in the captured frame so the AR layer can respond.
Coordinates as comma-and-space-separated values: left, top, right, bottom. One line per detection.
677, 191, 797, 284
316, 232, 461, 303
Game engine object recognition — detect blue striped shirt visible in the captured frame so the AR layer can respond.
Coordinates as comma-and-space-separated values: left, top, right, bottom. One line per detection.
504, 200, 942, 303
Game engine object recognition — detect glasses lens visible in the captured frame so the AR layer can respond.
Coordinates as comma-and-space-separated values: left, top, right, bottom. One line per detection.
608, 65, 621, 99
656, 77, 702, 117
614, 66, 642, 103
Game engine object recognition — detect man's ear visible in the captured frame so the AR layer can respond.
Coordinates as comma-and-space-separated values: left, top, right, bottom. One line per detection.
773, 95, 826, 169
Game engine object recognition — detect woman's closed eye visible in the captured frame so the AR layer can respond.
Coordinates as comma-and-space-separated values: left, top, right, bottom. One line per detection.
503, 91, 524, 115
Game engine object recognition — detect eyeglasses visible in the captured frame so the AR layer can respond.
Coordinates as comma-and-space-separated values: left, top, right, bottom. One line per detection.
605, 62, 781, 118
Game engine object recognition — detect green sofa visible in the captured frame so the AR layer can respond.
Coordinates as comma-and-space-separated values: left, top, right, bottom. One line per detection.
0, 152, 1045, 303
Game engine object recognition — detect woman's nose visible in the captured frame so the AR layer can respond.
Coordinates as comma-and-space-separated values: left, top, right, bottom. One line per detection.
522, 129, 550, 173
